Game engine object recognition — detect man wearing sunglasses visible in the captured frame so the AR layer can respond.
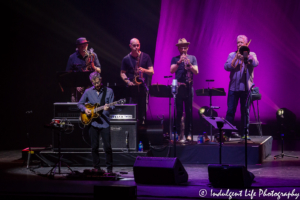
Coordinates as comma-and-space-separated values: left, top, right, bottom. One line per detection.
120, 38, 154, 124
170, 38, 199, 141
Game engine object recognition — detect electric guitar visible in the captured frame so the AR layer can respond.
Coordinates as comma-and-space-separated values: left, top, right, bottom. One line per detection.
80, 99, 126, 125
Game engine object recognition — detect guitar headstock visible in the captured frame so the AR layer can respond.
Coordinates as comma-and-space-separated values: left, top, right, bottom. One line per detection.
118, 99, 126, 105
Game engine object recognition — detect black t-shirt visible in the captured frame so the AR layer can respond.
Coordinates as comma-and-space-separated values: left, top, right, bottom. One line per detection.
171, 55, 197, 83
121, 52, 153, 85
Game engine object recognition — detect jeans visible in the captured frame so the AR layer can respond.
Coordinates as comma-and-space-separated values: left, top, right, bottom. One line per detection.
225, 90, 251, 137
89, 126, 113, 170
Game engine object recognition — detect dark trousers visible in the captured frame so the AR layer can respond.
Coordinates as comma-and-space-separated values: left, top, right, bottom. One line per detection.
89, 126, 113, 170
127, 89, 147, 124
176, 85, 193, 138
225, 90, 251, 136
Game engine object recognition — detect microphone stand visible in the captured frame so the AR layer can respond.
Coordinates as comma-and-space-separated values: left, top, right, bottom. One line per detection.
164, 75, 173, 141
242, 54, 253, 170
171, 79, 178, 157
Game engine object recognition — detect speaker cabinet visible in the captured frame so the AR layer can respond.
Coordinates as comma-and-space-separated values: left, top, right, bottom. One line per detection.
99, 120, 137, 151
208, 164, 255, 188
52, 120, 137, 151
133, 157, 188, 185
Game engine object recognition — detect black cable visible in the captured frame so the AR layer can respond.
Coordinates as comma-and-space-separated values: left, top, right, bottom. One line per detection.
81, 126, 91, 147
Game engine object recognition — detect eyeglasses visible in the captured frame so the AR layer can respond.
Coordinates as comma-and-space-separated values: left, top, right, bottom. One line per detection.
93, 81, 101, 86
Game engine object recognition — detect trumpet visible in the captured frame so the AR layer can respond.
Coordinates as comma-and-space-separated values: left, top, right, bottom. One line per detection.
182, 54, 193, 83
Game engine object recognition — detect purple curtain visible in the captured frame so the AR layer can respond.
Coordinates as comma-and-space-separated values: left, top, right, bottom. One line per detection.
149, 0, 300, 123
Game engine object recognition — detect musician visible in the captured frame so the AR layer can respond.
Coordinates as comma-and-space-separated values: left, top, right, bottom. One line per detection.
77, 72, 114, 173
170, 38, 198, 141
224, 35, 259, 140
66, 37, 101, 102
120, 38, 154, 124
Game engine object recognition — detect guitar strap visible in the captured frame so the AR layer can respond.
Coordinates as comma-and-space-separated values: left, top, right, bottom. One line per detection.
128, 52, 144, 71
100, 87, 107, 106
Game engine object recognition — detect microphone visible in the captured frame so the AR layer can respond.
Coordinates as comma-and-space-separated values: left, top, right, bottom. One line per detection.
171, 79, 178, 94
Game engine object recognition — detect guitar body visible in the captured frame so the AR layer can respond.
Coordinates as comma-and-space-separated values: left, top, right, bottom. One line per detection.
80, 103, 101, 126
79, 98, 126, 126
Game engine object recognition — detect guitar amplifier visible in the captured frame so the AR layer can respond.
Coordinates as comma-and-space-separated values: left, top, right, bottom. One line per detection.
99, 120, 138, 151
52, 120, 138, 151
53, 102, 80, 121
109, 104, 137, 121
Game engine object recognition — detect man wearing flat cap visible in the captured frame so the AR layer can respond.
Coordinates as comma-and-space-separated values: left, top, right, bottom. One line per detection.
66, 37, 101, 101
170, 38, 199, 141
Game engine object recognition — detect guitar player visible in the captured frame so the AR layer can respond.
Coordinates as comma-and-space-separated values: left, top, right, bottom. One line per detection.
77, 71, 114, 173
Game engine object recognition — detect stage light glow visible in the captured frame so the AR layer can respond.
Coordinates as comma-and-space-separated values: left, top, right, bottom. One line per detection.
277, 109, 284, 117
276, 108, 297, 135
199, 107, 206, 115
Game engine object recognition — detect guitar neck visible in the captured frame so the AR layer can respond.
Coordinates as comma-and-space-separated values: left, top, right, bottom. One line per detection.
94, 101, 119, 113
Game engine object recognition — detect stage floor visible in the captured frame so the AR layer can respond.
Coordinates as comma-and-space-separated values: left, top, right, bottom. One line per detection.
37, 136, 273, 167
1, 149, 300, 199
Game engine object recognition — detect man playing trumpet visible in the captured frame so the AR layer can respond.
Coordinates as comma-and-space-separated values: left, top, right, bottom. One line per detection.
170, 38, 198, 141
224, 35, 259, 140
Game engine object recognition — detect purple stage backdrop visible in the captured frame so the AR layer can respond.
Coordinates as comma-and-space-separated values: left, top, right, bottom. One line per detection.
148, 0, 300, 126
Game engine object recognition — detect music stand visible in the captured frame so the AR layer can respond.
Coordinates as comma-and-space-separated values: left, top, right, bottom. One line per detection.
44, 123, 74, 177
56, 71, 92, 100
202, 117, 238, 163
196, 87, 226, 141
149, 84, 173, 140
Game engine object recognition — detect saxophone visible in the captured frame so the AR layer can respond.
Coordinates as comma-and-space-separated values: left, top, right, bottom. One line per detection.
133, 52, 143, 85
84, 48, 96, 71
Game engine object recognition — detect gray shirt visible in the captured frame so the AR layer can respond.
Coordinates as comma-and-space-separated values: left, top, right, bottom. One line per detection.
78, 86, 114, 129
224, 52, 259, 91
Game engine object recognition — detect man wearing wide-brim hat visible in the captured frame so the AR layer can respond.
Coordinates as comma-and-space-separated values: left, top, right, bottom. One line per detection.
170, 38, 199, 141
66, 37, 101, 101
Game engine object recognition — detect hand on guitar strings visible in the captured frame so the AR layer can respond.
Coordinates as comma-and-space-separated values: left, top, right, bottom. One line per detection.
85, 108, 91, 116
